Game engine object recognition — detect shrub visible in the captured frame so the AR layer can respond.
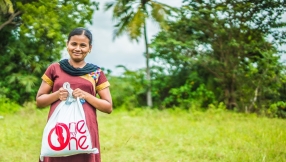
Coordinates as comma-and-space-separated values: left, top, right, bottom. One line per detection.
163, 83, 215, 109
0, 96, 21, 115
267, 101, 286, 118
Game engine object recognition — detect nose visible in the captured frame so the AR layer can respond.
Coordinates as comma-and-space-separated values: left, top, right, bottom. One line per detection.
75, 45, 80, 51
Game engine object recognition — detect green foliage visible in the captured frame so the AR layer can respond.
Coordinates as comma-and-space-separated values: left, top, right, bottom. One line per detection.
0, 96, 21, 115
207, 102, 227, 114
163, 83, 215, 109
105, 0, 175, 107
108, 66, 146, 109
267, 101, 286, 118
150, 0, 286, 112
0, 0, 99, 104
104, 0, 173, 41
0, 0, 14, 15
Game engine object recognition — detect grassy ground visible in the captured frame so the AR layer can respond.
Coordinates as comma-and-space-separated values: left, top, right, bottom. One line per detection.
0, 106, 285, 162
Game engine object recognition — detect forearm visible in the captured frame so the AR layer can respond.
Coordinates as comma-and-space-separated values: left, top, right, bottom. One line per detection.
36, 91, 59, 108
84, 93, 112, 114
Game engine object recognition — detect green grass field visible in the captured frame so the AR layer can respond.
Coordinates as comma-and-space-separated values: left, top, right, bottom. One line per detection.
0, 105, 285, 162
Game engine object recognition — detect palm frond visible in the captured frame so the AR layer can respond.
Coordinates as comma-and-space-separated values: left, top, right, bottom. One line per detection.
150, 2, 165, 22
127, 8, 146, 41
113, 4, 133, 19
149, 1, 176, 29
0, 0, 14, 14
106, 0, 174, 41
113, 12, 135, 39
104, 1, 115, 10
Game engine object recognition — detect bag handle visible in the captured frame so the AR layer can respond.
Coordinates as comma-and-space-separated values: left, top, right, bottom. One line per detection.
63, 82, 76, 105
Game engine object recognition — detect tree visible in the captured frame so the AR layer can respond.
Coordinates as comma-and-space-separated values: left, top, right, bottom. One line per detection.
0, 0, 21, 31
104, 0, 174, 107
150, 0, 286, 111
0, 0, 98, 104
108, 65, 146, 109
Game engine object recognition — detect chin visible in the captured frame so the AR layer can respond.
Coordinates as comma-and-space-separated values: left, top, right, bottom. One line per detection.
72, 58, 84, 62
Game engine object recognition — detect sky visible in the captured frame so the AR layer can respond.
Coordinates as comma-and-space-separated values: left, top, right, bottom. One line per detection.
61, 1, 286, 75
62, 0, 183, 75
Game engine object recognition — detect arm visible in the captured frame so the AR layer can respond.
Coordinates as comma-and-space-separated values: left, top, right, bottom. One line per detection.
73, 87, 113, 114
36, 81, 68, 108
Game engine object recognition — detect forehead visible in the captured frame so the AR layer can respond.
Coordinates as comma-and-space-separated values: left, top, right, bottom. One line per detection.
68, 34, 90, 43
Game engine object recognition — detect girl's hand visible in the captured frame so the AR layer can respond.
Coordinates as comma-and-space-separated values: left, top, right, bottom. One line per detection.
72, 88, 87, 99
58, 87, 68, 101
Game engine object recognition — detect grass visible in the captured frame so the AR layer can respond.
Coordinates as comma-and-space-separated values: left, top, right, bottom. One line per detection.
0, 105, 285, 162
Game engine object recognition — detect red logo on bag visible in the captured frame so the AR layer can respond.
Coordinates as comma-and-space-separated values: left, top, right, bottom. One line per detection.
48, 120, 89, 151
48, 123, 70, 150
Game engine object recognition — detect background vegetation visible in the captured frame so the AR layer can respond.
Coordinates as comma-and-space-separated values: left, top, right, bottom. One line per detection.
1, 0, 286, 117
1, 0, 286, 161
0, 0, 98, 104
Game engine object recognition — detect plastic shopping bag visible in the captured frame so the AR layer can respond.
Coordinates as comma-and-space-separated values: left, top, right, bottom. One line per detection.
40, 82, 98, 161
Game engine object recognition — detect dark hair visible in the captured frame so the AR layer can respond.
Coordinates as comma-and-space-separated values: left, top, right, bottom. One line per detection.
67, 27, 93, 45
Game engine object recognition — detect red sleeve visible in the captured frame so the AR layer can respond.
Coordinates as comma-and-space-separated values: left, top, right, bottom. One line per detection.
41, 63, 58, 87
95, 69, 110, 91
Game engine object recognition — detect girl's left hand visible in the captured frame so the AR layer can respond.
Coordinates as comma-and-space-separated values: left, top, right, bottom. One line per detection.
72, 88, 87, 100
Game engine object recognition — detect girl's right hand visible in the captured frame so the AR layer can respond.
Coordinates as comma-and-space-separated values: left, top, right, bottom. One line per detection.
58, 87, 68, 101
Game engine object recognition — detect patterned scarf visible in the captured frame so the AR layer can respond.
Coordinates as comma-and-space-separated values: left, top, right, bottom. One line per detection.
59, 59, 99, 76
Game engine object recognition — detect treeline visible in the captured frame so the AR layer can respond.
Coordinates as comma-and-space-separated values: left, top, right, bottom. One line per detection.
1, 0, 286, 118
107, 0, 286, 117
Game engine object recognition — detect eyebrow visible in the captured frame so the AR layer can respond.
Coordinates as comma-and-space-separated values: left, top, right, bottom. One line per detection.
70, 42, 88, 44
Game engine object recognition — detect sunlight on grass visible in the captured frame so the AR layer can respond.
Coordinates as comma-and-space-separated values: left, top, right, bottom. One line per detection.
0, 106, 285, 162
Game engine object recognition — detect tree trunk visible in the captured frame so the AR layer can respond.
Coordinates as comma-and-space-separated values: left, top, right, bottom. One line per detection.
224, 76, 237, 110
143, 19, 152, 107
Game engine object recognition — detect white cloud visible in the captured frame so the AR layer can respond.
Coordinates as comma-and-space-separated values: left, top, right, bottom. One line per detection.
85, 0, 183, 75
69, 0, 286, 74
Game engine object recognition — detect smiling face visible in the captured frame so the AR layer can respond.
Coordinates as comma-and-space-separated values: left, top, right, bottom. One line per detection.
66, 34, 92, 62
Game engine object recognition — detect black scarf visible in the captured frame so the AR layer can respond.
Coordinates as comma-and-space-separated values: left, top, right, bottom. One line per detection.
59, 59, 99, 76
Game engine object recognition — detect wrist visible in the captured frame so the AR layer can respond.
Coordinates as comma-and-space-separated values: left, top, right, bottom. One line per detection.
83, 92, 89, 100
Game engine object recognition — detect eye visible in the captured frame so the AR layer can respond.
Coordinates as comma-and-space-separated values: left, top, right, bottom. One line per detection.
71, 42, 77, 46
80, 43, 87, 47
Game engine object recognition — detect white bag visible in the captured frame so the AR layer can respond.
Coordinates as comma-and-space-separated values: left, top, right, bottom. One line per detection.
40, 82, 98, 161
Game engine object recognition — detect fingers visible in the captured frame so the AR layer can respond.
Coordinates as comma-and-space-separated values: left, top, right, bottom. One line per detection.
58, 87, 68, 101
58, 87, 87, 101
72, 88, 86, 99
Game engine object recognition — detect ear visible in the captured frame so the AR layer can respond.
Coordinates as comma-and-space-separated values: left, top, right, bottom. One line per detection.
89, 45, 92, 53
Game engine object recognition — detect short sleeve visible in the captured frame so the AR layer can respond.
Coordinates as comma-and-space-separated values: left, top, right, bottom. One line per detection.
41, 63, 57, 87
96, 69, 110, 91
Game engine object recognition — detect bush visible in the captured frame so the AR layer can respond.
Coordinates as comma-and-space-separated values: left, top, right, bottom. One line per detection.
0, 96, 21, 115
163, 83, 215, 109
267, 101, 286, 118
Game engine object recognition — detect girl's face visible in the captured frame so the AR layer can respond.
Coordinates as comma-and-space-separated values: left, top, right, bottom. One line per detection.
66, 34, 92, 62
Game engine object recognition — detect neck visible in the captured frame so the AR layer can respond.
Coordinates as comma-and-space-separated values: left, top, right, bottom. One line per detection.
68, 60, 86, 68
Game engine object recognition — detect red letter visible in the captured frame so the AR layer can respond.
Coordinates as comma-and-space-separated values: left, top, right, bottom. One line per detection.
77, 120, 86, 134
48, 123, 70, 151
78, 135, 89, 150
69, 137, 78, 150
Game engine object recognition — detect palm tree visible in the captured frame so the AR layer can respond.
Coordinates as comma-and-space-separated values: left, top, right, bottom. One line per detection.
105, 0, 173, 107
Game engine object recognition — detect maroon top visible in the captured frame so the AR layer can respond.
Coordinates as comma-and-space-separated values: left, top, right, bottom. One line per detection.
40, 63, 110, 162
